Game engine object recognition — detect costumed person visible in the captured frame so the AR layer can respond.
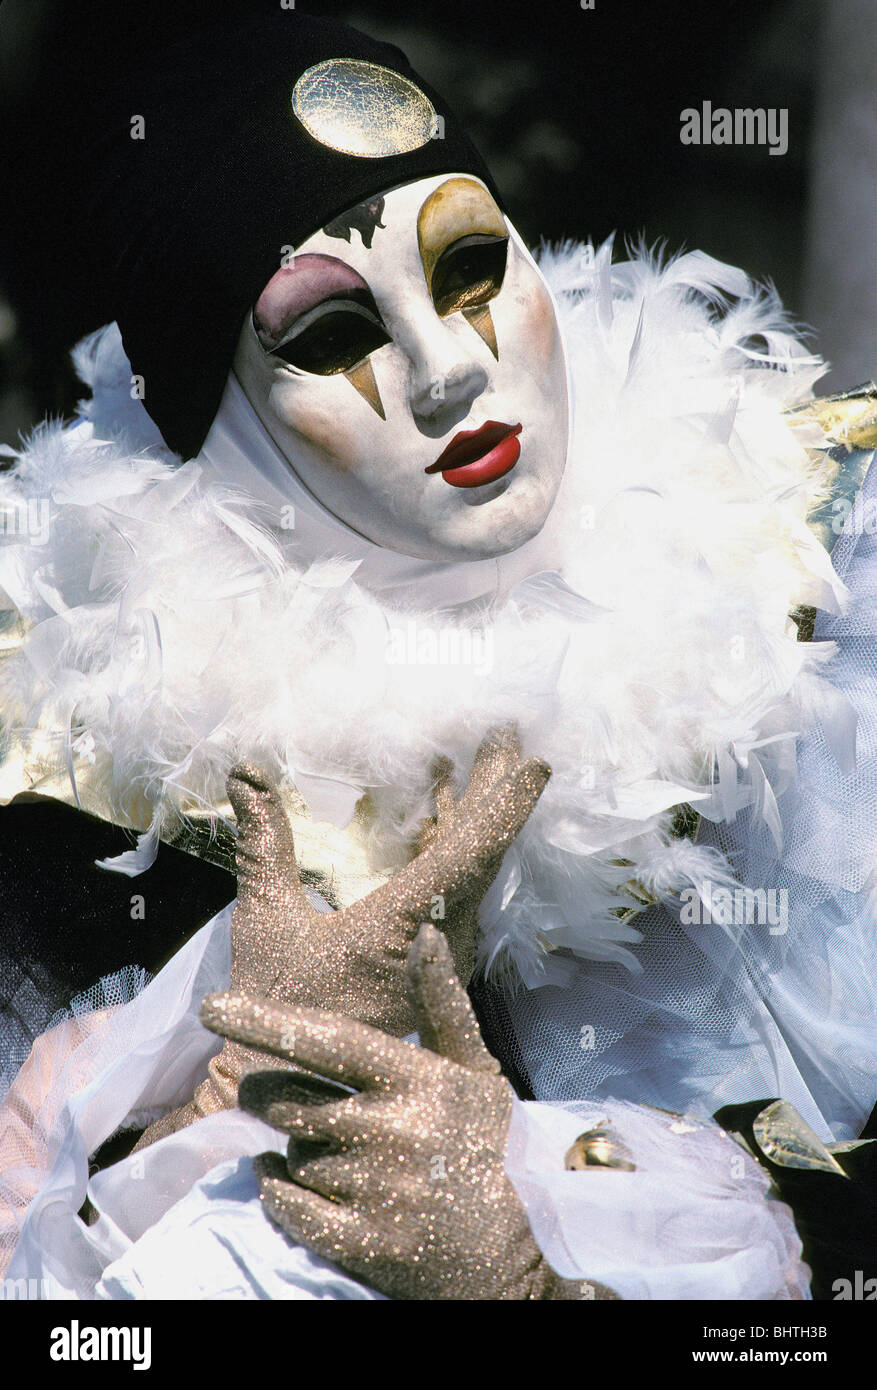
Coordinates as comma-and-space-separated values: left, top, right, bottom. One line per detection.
0, 4, 875, 1300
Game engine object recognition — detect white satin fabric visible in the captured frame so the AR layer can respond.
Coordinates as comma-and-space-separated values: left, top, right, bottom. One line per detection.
2, 905, 809, 1300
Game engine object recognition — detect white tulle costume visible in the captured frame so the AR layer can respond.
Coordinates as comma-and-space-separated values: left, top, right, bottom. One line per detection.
0, 239, 874, 1299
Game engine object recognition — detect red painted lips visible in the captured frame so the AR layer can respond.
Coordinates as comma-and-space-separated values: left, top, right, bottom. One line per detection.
425, 420, 522, 489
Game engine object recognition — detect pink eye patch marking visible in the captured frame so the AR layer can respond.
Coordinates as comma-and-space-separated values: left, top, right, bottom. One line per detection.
254, 254, 371, 349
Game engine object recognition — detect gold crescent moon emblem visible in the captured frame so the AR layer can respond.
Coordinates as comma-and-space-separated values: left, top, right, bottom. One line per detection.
292, 59, 438, 158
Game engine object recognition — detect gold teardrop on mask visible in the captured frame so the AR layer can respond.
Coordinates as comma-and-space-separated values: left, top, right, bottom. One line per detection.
463, 303, 498, 359
344, 359, 386, 419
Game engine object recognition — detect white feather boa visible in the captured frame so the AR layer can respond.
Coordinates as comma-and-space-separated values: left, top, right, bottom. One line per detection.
0, 240, 851, 985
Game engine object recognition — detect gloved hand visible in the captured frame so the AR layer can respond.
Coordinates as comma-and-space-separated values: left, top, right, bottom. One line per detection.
134, 729, 549, 1148
199, 923, 618, 1301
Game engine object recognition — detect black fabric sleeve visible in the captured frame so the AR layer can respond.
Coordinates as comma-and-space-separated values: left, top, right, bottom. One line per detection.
0, 794, 235, 1085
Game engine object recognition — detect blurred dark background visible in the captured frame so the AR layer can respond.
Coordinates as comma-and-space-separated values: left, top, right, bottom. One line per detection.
1, 0, 875, 448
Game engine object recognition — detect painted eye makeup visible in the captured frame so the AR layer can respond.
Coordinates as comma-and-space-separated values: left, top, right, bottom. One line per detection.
430, 232, 508, 318
417, 178, 509, 359
265, 292, 390, 376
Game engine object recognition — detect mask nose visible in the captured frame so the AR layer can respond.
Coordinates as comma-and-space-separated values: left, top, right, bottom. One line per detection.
403, 313, 490, 438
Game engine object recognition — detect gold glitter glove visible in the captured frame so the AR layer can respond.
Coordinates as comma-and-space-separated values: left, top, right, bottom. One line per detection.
411, 727, 540, 987
134, 731, 549, 1149
199, 925, 617, 1301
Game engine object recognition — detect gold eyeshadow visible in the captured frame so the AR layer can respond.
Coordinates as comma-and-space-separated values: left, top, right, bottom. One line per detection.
416, 178, 507, 295
417, 179, 507, 359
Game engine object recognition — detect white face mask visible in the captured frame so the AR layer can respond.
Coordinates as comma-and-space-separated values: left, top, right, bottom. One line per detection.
232, 173, 569, 563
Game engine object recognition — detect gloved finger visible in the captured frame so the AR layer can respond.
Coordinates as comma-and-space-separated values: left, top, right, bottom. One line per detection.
431, 755, 458, 819
239, 1079, 368, 1147
254, 1153, 355, 1253
201, 991, 427, 1091
256, 1155, 401, 1282
414, 756, 457, 856
284, 1146, 390, 1204
226, 764, 311, 921
286, 1136, 338, 1168
364, 755, 550, 927
238, 1067, 353, 1114
406, 924, 500, 1074
457, 726, 522, 810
